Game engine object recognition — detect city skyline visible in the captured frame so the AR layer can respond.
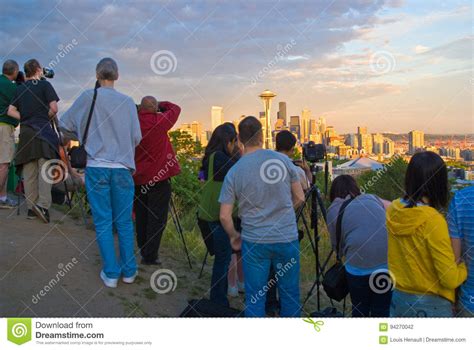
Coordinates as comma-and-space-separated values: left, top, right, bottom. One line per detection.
1, 1, 471, 134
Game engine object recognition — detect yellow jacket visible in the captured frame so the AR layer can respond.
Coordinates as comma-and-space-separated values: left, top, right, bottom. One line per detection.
386, 199, 467, 303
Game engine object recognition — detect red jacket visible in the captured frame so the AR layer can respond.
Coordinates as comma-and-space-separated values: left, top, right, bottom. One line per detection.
133, 101, 181, 185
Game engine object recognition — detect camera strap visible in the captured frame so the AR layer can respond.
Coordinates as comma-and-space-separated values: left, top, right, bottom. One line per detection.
81, 81, 99, 146
335, 197, 354, 262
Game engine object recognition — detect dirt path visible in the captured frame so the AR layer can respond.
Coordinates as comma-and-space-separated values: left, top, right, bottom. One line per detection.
0, 199, 226, 317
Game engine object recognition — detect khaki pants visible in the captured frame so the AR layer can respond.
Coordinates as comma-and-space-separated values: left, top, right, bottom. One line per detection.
0, 124, 15, 164
22, 158, 52, 210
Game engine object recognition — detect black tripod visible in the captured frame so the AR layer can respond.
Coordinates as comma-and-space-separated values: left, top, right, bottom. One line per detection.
296, 162, 330, 312
169, 195, 193, 270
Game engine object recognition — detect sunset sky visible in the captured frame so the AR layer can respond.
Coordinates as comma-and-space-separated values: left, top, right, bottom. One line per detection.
1, 0, 472, 134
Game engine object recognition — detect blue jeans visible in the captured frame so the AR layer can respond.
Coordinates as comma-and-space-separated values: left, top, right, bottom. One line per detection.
390, 289, 453, 317
85, 167, 137, 279
242, 240, 300, 317
346, 272, 392, 317
209, 221, 232, 307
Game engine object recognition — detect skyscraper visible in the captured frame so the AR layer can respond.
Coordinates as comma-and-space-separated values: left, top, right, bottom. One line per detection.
383, 138, 395, 156
211, 106, 223, 131
318, 116, 327, 134
357, 126, 372, 154
301, 108, 311, 143
372, 133, 384, 154
277, 101, 287, 126
191, 121, 203, 142
290, 115, 300, 140
408, 130, 424, 154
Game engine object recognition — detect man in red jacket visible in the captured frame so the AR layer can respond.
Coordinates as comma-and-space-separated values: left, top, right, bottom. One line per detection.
134, 96, 181, 265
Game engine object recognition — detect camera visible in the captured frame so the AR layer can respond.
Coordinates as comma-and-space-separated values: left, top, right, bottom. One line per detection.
302, 141, 325, 163
42, 67, 54, 79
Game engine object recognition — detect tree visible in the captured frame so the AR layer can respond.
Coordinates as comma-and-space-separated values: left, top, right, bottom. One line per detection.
356, 156, 407, 201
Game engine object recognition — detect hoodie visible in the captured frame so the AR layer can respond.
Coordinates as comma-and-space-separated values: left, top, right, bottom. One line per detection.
386, 199, 467, 303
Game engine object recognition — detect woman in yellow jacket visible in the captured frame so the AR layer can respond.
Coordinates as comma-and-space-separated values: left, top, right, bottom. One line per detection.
387, 151, 467, 317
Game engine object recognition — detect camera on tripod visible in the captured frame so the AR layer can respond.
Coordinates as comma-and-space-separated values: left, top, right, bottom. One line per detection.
302, 141, 326, 163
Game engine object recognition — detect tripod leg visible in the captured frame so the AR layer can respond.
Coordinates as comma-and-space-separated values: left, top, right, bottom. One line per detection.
198, 250, 208, 279
169, 198, 193, 270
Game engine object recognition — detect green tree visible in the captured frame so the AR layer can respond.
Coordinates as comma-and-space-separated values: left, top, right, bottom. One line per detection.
168, 130, 203, 212
356, 156, 407, 201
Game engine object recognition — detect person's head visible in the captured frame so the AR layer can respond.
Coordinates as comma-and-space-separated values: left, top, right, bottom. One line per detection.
96, 57, 119, 83
276, 130, 297, 156
238, 116, 263, 149
329, 175, 361, 202
2, 59, 19, 80
404, 151, 448, 210
205, 123, 238, 158
140, 96, 158, 113
24, 59, 42, 79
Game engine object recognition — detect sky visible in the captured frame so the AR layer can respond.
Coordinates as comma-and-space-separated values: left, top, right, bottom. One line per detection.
0, 0, 472, 134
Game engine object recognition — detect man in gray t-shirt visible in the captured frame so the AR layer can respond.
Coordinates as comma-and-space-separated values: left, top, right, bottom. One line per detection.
219, 116, 304, 317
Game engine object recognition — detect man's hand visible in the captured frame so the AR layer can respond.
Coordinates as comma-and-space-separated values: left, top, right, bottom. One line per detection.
230, 234, 242, 251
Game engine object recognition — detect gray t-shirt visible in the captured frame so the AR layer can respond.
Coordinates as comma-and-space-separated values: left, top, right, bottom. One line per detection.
326, 194, 388, 270
219, 149, 299, 244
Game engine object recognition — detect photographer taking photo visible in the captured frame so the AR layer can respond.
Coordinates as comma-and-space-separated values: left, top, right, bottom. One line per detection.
7, 59, 59, 223
134, 96, 181, 266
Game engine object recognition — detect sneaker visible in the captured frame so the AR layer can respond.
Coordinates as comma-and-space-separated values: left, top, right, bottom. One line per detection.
100, 270, 118, 288
0, 197, 17, 209
27, 209, 37, 220
228, 284, 239, 297
122, 271, 138, 284
32, 205, 50, 223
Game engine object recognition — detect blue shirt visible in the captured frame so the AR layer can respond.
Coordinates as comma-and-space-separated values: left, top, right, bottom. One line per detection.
218, 149, 299, 244
448, 186, 474, 311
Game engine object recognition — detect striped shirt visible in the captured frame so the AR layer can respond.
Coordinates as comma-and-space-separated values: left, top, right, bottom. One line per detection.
448, 186, 474, 311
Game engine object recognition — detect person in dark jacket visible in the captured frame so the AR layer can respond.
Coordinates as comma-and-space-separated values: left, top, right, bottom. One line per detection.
199, 123, 239, 306
134, 96, 181, 265
8, 59, 59, 223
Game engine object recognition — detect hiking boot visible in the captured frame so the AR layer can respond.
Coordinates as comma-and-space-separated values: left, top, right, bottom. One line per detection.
0, 197, 18, 209
27, 209, 37, 220
141, 257, 162, 266
32, 205, 50, 223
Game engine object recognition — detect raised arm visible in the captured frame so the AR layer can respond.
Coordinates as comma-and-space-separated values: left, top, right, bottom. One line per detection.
156, 101, 181, 131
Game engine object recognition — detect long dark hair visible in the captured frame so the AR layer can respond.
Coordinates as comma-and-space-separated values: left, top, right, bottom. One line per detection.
329, 175, 361, 202
404, 151, 448, 210
202, 123, 237, 167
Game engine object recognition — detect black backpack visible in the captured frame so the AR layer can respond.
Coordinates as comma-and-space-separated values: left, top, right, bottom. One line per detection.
322, 198, 354, 302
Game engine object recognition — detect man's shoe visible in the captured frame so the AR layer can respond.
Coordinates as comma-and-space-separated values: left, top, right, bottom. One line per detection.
27, 209, 37, 220
141, 258, 162, 266
100, 270, 118, 288
32, 205, 50, 223
0, 197, 18, 209
122, 271, 138, 284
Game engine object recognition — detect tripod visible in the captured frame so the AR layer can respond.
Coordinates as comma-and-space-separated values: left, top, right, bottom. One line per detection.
296, 162, 330, 312
169, 195, 193, 270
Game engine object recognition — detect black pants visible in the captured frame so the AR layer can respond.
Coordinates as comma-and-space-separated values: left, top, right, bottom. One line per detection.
346, 272, 392, 317
134, 180, 172, 262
